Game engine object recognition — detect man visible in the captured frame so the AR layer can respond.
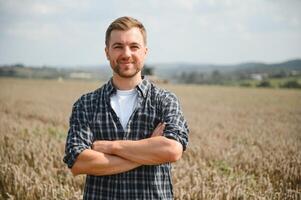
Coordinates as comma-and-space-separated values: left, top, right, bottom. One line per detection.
63, 16, 189, 200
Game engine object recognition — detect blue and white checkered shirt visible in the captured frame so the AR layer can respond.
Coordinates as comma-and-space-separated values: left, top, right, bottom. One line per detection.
63, 78, 189, 200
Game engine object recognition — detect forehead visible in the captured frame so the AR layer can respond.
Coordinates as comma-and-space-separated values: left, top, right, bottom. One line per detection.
109, 27, 145, 46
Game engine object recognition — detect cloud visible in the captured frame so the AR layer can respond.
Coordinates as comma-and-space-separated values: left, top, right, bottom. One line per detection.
31, 3, 62, 15
5, 22, 61, 40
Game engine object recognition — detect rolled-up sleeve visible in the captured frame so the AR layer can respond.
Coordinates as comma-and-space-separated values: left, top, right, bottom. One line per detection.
63, 96, 93, 168
162, 93, 189, 151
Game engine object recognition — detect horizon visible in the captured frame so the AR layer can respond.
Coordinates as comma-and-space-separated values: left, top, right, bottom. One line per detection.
1, 57, 301, 69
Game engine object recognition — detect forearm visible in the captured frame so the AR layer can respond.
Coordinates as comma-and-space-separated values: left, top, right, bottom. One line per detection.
71, 149, 141, 176
112, 136, 183, 165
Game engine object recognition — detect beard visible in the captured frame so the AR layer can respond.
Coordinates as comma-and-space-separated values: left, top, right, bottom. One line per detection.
112, 63, 142, 78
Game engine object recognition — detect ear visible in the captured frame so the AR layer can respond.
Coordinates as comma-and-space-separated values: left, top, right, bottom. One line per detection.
105, 47, 109, 60
144, 47, 148, 56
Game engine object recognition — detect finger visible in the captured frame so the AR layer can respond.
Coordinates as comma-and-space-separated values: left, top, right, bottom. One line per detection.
151, 130, 160, 137
155, 122, 163, 130
152, 122, 165, 137
158, 122, 166, 136
152, 122, 162, 134
151, 124, 161, 137
92, 142, 96, 149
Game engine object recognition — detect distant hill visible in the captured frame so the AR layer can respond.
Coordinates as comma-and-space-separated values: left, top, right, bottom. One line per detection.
271, 59, 301, 70
0, 64, 111, 81
1, 59, 300, 82
152, 59, 301, 80
232, 59, 301, 74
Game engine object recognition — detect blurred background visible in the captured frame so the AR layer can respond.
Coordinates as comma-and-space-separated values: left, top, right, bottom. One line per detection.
1, 0, 301, 87
0, 1, 301, 199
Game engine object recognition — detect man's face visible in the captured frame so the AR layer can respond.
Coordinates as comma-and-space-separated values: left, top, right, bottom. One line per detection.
105, 27, 148, 78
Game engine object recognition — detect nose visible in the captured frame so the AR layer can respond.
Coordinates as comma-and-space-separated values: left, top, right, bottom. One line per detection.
122, 46, 131, 58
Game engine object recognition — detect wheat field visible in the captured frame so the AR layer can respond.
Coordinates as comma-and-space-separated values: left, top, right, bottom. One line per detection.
0, 78, 300, 200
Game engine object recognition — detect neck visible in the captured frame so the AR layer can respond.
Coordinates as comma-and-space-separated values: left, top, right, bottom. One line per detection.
112, 74, 142, 90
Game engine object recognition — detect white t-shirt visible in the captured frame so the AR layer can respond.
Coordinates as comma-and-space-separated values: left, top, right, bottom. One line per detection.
110, 89, 138, 130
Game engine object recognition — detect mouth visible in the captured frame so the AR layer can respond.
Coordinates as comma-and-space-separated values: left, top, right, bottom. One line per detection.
118, 61, 134, 66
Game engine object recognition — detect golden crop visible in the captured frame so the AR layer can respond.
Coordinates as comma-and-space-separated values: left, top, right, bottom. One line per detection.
0, 78, 300, 199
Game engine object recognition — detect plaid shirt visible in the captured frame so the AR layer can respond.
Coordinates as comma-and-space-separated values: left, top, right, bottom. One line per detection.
63, 78, 189, 200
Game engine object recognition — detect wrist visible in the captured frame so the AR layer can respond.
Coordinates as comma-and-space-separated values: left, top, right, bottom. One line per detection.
111, 140, 121, 155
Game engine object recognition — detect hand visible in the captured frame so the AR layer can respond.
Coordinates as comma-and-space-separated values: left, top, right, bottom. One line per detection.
92, 140, 114, 154
151, 122, 166, 137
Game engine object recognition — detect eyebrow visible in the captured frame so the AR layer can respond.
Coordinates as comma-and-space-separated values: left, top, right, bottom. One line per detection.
130, 42, 141, 46
112, 42, 123, 47
112, 42, 142, 47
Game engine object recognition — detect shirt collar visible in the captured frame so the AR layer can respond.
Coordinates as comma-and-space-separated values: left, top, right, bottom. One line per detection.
136, 77, 150, 98
105, 76, 151, 98
106, 78, 116, 97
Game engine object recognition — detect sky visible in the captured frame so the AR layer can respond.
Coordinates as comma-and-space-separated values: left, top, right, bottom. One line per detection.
0, 0, 300, 67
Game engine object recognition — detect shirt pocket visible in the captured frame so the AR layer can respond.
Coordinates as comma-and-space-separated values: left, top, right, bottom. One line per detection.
134, 106, 162, 139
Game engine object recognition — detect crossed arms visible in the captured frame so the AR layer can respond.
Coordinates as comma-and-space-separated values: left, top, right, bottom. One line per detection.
71, 122, 183, 176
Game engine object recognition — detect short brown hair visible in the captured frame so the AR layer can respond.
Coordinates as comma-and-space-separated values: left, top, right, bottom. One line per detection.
105, 16, 147, 46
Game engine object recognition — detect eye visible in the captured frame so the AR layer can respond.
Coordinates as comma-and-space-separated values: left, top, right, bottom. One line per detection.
113, 45, 123, 49
131, 45, 140, 50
